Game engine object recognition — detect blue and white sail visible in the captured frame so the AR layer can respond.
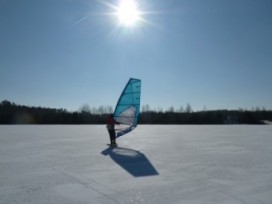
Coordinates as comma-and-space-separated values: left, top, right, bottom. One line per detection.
113, 78, 141, 137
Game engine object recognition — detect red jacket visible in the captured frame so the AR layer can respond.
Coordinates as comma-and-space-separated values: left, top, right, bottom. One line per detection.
107, 116, 115, 125
107, 116, 118, 130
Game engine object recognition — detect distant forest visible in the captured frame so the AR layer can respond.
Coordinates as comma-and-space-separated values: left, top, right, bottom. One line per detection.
0, 100, 272, 124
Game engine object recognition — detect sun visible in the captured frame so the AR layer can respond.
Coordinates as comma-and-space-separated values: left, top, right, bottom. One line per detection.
116, 0, 140, 27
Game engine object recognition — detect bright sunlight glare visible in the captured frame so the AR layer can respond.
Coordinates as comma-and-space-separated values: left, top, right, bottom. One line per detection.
117, 0, 140, 27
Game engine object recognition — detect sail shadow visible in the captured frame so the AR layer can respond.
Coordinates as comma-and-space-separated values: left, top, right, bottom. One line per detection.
101, 147, 159, 177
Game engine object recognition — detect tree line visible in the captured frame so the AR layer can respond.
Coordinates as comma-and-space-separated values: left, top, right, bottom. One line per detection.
0, 100, 271, 124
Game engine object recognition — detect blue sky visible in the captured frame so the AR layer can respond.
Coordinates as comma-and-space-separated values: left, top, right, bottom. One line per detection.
1, 0, 271, 111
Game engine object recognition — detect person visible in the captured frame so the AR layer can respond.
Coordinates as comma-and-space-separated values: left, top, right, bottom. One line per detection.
106, 114, 119, 146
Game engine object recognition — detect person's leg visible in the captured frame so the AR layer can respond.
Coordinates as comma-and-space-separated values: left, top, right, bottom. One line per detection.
112, 130, 116, 144
109, 129, 116, 144
108, 128, 113, 144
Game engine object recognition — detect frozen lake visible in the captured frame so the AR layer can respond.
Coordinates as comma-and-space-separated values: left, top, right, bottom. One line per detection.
0, 125, 272, 204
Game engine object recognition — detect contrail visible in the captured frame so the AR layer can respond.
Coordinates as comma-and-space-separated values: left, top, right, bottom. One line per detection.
72, 16, 87, 27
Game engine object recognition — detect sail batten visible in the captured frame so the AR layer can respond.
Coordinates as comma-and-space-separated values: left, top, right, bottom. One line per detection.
113, 78, 141, 137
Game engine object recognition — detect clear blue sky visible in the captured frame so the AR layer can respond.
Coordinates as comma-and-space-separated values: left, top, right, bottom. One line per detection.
1, 0, 271, 111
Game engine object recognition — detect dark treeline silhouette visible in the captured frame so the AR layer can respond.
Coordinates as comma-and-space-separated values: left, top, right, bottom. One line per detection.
1, 100, 272, 124
139, 110, 272, 124
0, 100, 107, 124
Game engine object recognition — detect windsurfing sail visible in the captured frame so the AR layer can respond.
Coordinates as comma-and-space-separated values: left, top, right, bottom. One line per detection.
113, 78, 141, 137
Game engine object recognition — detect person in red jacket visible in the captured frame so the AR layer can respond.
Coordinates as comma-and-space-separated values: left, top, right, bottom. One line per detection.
106, 114, 119, 146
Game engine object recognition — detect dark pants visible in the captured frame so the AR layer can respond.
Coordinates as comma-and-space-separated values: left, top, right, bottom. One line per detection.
107, 128, 116, 144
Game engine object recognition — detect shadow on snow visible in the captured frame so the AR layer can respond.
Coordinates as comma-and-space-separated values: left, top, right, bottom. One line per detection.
101, 146, 159, 177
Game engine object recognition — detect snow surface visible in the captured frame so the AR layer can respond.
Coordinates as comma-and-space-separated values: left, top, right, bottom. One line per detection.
0, 125, 272, 204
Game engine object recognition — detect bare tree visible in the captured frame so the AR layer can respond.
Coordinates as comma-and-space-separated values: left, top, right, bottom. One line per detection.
142, 104, 151, 112
79, 104, 91, 113
185, 103, 192, 113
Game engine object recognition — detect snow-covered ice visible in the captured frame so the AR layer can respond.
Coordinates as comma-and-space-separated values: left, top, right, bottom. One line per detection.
0, 125, 272, 204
